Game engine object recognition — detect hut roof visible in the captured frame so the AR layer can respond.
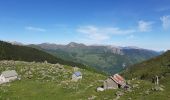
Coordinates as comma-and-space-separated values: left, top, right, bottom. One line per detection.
74, 71, 82, 77
110, 74, 126, 86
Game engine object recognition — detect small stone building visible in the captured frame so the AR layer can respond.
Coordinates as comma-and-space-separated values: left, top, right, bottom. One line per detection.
72, 71, 82, 82
0, 70, 18, 83
103, 74, 126, 90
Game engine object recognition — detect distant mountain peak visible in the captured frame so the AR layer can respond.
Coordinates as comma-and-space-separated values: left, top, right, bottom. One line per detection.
121, 46, 143, 50
7, 41, 24, 46
106, 45, 124, 55
67, 42, 86, 47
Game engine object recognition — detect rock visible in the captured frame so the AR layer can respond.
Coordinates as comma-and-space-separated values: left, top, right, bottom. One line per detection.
97, 87, 104, 92
132, 78, 136, 80
44, 60, 48, 64
127, 80, 131, 84
113, 96, 120, 100
88, 95, 96, 100
137, 81, 140, 84
128, 97, 132, 100
160, 85, 165, 88
98, 80, 104, 82
132, 84, 139, 88
152, 85, 164, 91
127, 88, 132, 92
145, 90, 150, 95
159, 87, 164, 91
116, 91, 124, 97
28, 71, 32, 75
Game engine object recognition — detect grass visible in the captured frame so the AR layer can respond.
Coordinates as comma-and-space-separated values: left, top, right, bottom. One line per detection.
0, 80, 72, 100
120, 51, 170, 100
0, 60, 170, 100
0, 60, 117, 100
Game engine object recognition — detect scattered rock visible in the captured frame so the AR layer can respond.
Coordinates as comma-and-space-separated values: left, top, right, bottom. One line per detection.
88, 95, 96, 100
127, 88, 132, 92
98, 80, 104, 82
132, 84, 139, 88
127, 80, 131, 84
160, 85, 165, 88
97, 87, 104, 92
132, 78, 136, 80
159, 87, 164, 91
113, 96, 120, 100
144, 90, 150, 95
152, 85, 164, 91
136, 81, 140, 84
116, 91, 124, 97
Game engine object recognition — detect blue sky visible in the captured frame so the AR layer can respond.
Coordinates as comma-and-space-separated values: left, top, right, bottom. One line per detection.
0, 0, 170, 50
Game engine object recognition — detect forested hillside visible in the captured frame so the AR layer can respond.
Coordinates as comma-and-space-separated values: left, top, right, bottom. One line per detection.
122, 50, 170, 80
0, 41, 97, 72
29, 42, 160, 74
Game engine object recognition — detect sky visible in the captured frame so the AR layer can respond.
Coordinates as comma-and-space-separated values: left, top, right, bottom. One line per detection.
0, 0, 170, 51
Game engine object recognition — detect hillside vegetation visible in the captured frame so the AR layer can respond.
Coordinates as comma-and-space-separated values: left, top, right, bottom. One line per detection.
0, 60, 111, 100
0, 51, 169, 99
122, 50, 170, 80
120, 51, 170, 100
0, 58, 170, 100
0, 41, 99, 73
29, 42, 160, 74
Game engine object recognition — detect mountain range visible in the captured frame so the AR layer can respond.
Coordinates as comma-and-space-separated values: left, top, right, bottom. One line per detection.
0, 40, 169, 99
2, 40, 162, 74
28, 42, 161, 74
0, 41, 97, 73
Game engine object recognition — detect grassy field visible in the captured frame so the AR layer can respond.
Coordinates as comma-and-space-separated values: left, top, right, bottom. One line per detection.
0, 60, 169, 100
120, 51, 170, 100
0, 60, 116, 100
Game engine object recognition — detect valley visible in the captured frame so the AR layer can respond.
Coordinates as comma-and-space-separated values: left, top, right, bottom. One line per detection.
0, 41, 169, 100
28, 42, 161, 74
0, 0, 169, 99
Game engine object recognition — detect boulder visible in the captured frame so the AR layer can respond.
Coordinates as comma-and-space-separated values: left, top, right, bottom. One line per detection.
116, 91, 124, 96
144, 90, 150, 95
152, 85, 164, 91
132, 84, 139, 88
127, 80, 131, 84
97, 87, 104, 92
88, 95, 96, 100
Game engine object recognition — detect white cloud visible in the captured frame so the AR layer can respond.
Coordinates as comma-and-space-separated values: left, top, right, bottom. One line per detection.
160, 15, 170, 30
77, 25, 135, 42
138, 20, 153, 32
25, 26, 46, 32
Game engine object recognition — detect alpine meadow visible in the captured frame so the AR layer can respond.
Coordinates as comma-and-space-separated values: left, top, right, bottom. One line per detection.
0, 0, 170, 100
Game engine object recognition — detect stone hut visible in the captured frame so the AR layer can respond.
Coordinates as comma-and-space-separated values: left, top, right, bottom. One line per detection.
0, 70, 18, 84
72, 71, 82, 82
103, 74, 126, 90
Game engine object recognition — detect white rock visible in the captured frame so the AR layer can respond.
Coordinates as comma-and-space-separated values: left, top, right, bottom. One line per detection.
97, 87, 104, 92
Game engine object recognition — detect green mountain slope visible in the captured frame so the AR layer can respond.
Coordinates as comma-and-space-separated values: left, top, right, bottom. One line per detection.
0, 47, 169, 100
119, 51, 170, 100
0, 41, 97, 72
122, 50, 170, 80
0, 60, 109, 100
28, 42, 160, 74
0, 52, 169, 100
